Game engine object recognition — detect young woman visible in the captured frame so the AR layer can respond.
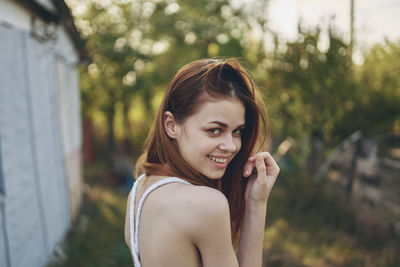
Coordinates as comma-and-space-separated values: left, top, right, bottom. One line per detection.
125, 58, 279, 267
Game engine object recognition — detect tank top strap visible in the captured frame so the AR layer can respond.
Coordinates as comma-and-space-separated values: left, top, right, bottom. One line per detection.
129, 175, 192, 266
129, 173, 145, 266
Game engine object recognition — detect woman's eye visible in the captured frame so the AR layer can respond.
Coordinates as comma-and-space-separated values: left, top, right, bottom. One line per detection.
232, 129, 242, 136
208, 128, 221, 135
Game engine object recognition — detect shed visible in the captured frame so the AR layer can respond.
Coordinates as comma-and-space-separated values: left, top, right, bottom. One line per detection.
0, 0, 87, 266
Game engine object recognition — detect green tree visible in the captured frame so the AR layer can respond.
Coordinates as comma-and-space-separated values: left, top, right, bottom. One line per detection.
335, 41, 400, 136
264, 24, 356, 173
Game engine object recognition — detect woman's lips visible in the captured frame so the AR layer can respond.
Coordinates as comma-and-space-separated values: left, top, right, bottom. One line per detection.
207, 155, 230, 168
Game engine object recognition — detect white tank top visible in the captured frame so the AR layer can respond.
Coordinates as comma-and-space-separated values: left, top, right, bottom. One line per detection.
128, 174, 192, 267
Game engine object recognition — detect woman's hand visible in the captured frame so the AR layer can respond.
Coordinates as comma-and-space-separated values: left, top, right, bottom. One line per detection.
243, 152, 280, 205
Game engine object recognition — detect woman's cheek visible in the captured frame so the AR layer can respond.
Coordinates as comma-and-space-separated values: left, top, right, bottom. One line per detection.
235, 139, 242, 153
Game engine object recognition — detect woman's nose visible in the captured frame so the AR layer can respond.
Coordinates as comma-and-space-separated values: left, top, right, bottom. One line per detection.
219, 135, 237, 152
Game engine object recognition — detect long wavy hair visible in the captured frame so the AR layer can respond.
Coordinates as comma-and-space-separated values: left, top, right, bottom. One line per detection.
136, 58, 268, 248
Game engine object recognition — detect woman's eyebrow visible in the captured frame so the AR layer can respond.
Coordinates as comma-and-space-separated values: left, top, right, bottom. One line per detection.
208, 121, 227, 128
208, 121, 245, 128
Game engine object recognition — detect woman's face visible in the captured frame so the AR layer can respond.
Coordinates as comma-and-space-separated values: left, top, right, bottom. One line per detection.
172, 97, 245, 179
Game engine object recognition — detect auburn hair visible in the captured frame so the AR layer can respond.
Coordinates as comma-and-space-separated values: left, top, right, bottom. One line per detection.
135, 58, 267, 248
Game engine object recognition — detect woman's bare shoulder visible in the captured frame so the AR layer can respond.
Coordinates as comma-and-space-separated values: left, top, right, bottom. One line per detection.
170, 184, 231, 235
175, 184, 229, 212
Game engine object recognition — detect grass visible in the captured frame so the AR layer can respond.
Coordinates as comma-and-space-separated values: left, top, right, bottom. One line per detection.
263, 173, 400, 266
48, 162, 400, 267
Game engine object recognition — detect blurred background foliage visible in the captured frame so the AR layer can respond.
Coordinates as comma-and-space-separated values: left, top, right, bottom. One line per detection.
72, 0, 400, 164
56, 0, 400, 266
76, 0, 267, 158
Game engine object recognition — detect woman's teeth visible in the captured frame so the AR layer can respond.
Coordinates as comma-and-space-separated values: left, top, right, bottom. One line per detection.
208, 156, 228, 163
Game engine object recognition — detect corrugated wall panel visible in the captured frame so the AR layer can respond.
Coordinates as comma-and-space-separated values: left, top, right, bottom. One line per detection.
56, 58, 82, 154
0, 204, 9, 267
49, 53, 71, 235
0, 25, 47, 267
0, 114, 9, 267
55, 57, 82, 220
25, 34, 70, 257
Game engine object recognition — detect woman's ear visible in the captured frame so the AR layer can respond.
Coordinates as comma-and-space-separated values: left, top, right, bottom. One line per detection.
164, 111, 179, 139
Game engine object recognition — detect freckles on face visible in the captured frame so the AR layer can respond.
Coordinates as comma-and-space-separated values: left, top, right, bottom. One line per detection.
175, 97, 246, 179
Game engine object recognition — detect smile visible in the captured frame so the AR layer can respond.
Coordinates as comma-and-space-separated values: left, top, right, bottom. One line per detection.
207, 155, 228, 163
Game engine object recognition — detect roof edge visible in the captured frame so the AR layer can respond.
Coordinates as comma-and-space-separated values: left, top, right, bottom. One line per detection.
52, 0, 90, 64
15, 0, 59, 23
14, 0, 90, 64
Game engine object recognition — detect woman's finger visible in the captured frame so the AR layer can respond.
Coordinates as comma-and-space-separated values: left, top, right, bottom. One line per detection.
244, 152, 280, 178
243, 159, 255, 177
254, 155, 267, 179
263, 152, 279, 171
256, 152, 279, 177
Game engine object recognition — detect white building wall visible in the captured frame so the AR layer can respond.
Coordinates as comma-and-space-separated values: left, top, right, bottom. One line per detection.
26, 34, 71, 255
0, 1, 31, 31
0, 25, 49, 267
0, 0, 83, 266
55, 27, 80, 65
56, 56, 83, 220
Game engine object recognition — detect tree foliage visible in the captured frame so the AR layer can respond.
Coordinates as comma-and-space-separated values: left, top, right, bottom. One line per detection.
260, 25, 400, 171
68, 0, 400, 169
346, 41, 400, 136
264, 25, 356, 143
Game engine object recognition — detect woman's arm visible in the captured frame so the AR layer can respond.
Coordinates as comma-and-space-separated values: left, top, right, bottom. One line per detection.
237, 152, 280, 267
187, 186, 239, 267
236, 201, 267, 266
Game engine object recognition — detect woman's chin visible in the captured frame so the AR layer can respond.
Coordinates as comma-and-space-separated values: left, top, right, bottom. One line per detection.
203, 170, 226, 180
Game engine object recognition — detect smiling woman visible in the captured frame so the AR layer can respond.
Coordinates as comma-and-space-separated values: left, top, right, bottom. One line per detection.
164, 98, 245, 179
124, 58, 280, 267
